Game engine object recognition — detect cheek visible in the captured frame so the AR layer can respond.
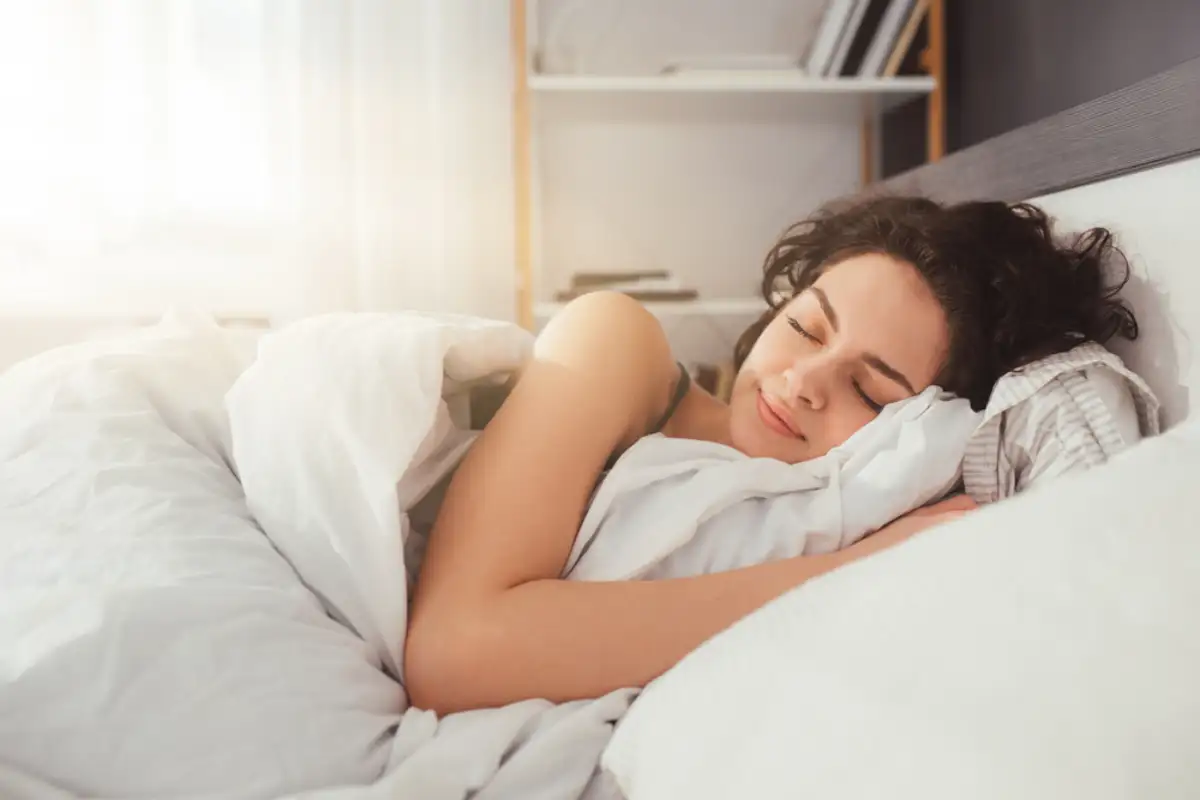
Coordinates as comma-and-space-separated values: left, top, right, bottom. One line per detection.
739, 324, 794, 375
823, 405, 874, 448
799, 391, 880, 457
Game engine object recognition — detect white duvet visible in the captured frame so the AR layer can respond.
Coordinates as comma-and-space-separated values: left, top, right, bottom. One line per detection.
0, 310, 976, 799
0, 312, 631, 800
0, 314, 401, 799
569, 387, 978, 582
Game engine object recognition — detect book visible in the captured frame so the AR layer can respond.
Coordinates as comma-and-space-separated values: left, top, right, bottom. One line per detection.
859, 0, 919, 77
825, 0, 871, 77
882, 0, 930, 77
553, 288, 700, 303
838, 0, 892, 77
570, 270, 670, 288
803, 0, 858, 77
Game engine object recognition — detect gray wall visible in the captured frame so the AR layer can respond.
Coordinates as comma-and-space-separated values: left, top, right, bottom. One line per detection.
883, 0, 1200, 178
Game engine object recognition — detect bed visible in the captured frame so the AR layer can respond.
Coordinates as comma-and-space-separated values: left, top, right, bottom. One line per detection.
2, 58, 1199, 800
599, 57, 1200, 800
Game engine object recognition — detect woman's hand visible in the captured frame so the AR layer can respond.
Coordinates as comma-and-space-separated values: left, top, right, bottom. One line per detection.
847, 494, 978, 560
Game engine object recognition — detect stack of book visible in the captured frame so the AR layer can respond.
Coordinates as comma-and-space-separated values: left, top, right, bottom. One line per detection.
804, 0, 930, 79
554, 270, 699, 304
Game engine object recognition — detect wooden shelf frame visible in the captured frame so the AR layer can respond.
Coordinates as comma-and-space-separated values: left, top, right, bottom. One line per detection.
511, 0, 534, 330
860, 0, 945, 185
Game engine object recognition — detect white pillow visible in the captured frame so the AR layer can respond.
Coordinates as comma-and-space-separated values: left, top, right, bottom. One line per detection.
0, 317, 401, 799
603, 421, 1200, 800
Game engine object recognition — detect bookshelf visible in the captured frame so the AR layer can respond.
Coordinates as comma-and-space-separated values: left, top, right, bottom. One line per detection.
510, 0, 946, 330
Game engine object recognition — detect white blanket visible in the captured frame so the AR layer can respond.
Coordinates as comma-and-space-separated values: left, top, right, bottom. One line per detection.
0, 310, 981, 799
0, 314, 402, 800
568, 389, 981, 581
226, 311, 636, 800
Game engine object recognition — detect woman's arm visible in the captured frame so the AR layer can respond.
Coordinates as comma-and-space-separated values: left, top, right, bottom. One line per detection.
410, 549, 849, 714
405, 291, 970, 714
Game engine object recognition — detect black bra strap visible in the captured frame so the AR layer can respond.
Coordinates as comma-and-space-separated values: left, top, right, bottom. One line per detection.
648, 362, 690, 434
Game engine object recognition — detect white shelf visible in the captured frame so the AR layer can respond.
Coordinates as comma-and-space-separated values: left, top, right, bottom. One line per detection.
530, 72, 933, 93
535, 297, 767, 319
528, 73, 934, 115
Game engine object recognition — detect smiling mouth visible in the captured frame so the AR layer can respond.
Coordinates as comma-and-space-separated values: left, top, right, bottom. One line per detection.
756, 390, 805, 440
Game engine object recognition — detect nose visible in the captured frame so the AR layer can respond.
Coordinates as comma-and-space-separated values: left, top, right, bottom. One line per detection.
783, 354, 833, 411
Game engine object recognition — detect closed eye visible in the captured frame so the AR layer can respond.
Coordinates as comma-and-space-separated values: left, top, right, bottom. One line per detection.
787, 316, 820, 343
853, 380, 884, 413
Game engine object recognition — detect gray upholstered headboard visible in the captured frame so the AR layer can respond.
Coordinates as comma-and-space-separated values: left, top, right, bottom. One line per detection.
872, 57, 1200, 427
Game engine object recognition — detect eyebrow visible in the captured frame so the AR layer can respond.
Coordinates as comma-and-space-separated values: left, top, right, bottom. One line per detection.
807, 287, 916, 395
811, 286, 839, 332
864, 354, 916, 395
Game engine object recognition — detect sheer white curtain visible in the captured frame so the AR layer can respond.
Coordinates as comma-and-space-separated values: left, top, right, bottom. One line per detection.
0, 0, 516, 322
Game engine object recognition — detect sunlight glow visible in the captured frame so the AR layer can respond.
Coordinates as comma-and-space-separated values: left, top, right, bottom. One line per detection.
0, 1, 277, 307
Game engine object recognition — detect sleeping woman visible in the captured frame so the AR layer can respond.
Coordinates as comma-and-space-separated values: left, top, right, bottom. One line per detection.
406, 195, 1138, 716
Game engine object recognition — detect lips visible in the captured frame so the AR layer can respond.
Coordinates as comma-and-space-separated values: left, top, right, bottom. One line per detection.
757, 390, 805, 440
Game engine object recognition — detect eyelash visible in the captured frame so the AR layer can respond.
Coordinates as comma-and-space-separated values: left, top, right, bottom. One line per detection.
787, 316, 817, 342
786, 316, 884, 413
855, 385, 884, 413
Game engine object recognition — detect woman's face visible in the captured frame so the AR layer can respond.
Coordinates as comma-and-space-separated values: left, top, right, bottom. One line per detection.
730, 252, 949, 463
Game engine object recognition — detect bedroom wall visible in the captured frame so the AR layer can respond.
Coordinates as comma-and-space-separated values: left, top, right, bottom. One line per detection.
535, 97, 857, 302
882, 0, 1200, 177
945, 0, 1200, 153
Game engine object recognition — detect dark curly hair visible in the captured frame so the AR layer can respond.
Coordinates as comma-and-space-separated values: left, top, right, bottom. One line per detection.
733, 196, 1139, 410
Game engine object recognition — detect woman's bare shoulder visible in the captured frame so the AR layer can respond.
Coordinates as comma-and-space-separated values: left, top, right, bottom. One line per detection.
534, 292, 678, 423
537, 291, 670, 360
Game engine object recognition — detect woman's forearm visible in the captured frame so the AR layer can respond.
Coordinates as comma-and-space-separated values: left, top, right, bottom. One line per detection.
406, 497, 973, 716
405, 548, 851, 715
